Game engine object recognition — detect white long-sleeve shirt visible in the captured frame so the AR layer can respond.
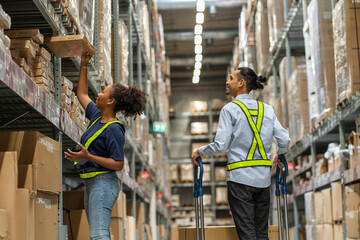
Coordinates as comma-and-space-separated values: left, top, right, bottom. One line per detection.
199, 94, 290, 188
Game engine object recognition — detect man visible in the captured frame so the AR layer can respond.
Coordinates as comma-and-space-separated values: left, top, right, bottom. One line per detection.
191, 67, 290, 240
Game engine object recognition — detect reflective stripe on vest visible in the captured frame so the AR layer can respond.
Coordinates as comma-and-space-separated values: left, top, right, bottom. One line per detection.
227, 100, 271, 170
74, 116, 119, 179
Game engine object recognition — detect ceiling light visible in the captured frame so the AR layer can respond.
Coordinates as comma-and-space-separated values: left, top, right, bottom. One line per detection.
194, 24, 203, 35
195, 54, 203, 62
194, 69, 201, 76
209, 5, 217, 15
194, 45, 202, 54
192, 76, 200, 84
194, 35, 202, 45
196, 12, 204, 24
196, 0, 205, 12
195, 61, 202, 69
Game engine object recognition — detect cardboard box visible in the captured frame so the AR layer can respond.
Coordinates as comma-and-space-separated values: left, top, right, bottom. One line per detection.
63, 191, 85, 210
5, 29, 44, 44
203, 194, 212, 206
171, 195, 180, 207
215, 167, 227, 181
0, 131, 24, 156
203, 164, 211, 182
333, 223, 343, 240
63, 209, 89, 240
190, 122, 209, 135
314, 191, 323, 224
179, 225, 279, 240
0, 209, 9, 240
145, 224, 152, 240
16, 189, 35, 240
0, 152, 17, 240
322, 188, 333, 223
110, 217, 124, 240
180, 164, 194, 182
331, 182, 344, 221
215, 187, 227, 205
126, 216, 136, 240
289, 227, 305, 240
345, 210, 360, 238
345, 183, 360, 211
111, 191, 126, 219
45, 34, 96, 58
323, 224, 334, 240
19, 132, 60, 194
316, 225, 323, 239
35, 191, 58, 240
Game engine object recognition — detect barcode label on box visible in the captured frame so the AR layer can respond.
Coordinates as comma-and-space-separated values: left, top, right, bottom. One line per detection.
37, 197, 52, 209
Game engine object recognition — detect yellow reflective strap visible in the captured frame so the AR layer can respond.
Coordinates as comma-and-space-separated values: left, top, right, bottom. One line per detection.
249, 110, 258, 116
79, 171, 109, 179
84, 120, 119, 149
87, 116, 102, 131
227, 160, 272, 170
233, 100, 267, 160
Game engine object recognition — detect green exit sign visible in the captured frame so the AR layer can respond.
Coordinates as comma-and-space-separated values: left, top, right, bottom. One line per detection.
153, 122, 167, 132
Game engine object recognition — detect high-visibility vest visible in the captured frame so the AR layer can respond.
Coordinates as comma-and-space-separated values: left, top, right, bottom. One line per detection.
227, 100, 272, 171
74, 116, 120, 179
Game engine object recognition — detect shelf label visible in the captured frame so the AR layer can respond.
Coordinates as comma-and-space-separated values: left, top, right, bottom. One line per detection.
157, 192, 164, 199
141, 171, 150, 179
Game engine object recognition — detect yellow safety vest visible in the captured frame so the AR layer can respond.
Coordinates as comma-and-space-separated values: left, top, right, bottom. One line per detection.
74, 116, 120, 179
227, 100, 272, 171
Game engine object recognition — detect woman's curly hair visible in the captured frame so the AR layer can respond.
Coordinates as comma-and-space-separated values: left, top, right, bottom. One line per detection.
110, 84, 147, 119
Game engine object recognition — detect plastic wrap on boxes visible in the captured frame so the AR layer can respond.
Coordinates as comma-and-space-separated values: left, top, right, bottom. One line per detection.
98, 0, 113, 85
333, 0, 360, 105
203, 164, 210, 182
171, 195, 180, 207
243, 44, 256, 71
190, 101, 207, 112
0, 4, 10, 29
304, 192, 314, 225
287, 67, 309, 144
203, 194, 212, 206
180, 164, 193, 183
79, 0, 94, 44
190, 122, 209, 135
215, 167, 227, 182
139, 2, 151, 61
170, 164, 178, 183
67, 0, 80, 31
117, 20, 129, 86
215, 187, 227, 205
307, 0, 336, 121
232, 37, 240, 69
255, 0, 270, 73
157, 15, 166, 74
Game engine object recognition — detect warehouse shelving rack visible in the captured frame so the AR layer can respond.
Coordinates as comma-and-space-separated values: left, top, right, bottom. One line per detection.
169, 105, 232, 223
242, 0, 360, 239
0, 0, 170, 239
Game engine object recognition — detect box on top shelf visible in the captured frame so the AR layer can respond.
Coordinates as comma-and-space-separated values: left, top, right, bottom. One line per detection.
98, 0, 113, 85
78, 0, 94, 45
0, 4, 10, 29
5, 29, 43, 45
112, 20, 129, 86
255, 0, 270, 74
306, 0, 336, 125
139, 1, 151, 62
333, 0, 360, 105
45, 34, 96, 58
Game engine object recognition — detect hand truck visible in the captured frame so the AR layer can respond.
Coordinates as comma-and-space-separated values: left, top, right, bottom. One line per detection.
275, 154, 289, 240
194, 157, 205, 240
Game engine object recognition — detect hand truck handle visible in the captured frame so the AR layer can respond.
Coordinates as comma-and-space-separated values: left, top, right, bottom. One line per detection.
275, 154, 288, 196
194, 157, 204, 198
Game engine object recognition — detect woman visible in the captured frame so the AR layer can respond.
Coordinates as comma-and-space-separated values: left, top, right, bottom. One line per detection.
65, 52, 147, 239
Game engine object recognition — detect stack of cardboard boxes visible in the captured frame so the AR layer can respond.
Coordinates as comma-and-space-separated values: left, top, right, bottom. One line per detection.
0, 5, 11, 56
0, 131, 61, 240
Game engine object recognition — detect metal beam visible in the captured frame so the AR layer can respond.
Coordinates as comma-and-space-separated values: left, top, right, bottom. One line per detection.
157, 0, 246, 9
170, 55, 230, 66
165, 29, 237, 41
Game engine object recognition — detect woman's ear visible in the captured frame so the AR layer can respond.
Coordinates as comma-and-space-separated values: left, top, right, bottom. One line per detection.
107, 98, 115, 105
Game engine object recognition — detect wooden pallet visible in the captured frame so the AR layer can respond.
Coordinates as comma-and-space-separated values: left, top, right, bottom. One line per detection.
216, 202, 228, 206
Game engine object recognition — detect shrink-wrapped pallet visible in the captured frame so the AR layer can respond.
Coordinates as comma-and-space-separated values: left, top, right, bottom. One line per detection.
171, 195, 180, 207
332, 0, 360, 105
203, 164, 210, 182
117, 20, 129, 86
190, 122, 209, 135
0, 4, 10, 29
139, 2, 151, 62
203, 194, 212, 206
99, 0, 113, 85
287, 67, 309, 144
215, 187, 228, 205
307, 0, 336, 123
215, 167, 227, 182
190, 101, 207, 112
170, 164, 178, 183
180, 164, 193, 183
79, 0, 94, 44
255, 0, 270, 73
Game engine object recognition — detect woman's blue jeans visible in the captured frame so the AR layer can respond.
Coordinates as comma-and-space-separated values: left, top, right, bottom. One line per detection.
83, 171, 120, 240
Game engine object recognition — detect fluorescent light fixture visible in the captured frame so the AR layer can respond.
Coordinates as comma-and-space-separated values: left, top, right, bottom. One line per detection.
194, 35, 202, 45
192, 76, 200, 84
194, 24, 203, 35
195, 61, 202, 69
195, 45, 202, 54
196, 12, 204, 24
194, 69, 201, 76
195, 54, 203, 62
196, 0, 205, 12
